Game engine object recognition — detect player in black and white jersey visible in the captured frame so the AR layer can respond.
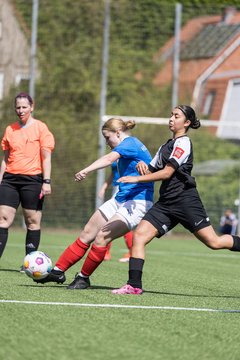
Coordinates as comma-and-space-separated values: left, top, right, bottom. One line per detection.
112, 105, 240, 295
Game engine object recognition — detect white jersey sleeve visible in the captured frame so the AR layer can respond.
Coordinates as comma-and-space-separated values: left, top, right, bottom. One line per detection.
169, 136, 191, 167
149, 146, 163, 170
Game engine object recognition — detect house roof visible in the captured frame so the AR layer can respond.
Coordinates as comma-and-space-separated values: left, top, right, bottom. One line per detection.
154, 8, 240, 64
180, 23, 240, 60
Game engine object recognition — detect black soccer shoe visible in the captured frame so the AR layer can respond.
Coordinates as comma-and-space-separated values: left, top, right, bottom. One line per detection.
34, 269, 66, 284
67, 275, 90, 290
19, 265, 25, 273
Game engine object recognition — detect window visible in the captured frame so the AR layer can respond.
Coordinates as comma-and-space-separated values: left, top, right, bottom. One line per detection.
15, 74, 30, 86
217, 79, 240, 140
202, 90, 216, 116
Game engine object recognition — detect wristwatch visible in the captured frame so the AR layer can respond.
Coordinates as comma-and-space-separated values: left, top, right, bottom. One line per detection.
43, 179, 51, 184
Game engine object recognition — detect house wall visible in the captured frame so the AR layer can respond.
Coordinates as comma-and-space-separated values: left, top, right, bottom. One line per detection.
202, 79, 228, 120
0, 0, 30, 99
201, 43, 240, 119
154, 43, 240, 122
154, 57, 215, 104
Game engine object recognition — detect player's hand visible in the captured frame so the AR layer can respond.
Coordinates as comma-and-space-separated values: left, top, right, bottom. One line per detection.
136, 161, 148, 175
118, 176, 139, 183
39, 184, 51, 199
75, 170, 87, 181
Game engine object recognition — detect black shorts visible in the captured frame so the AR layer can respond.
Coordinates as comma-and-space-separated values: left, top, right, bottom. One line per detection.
143, 188, 210, 237
0, 172, 44, 210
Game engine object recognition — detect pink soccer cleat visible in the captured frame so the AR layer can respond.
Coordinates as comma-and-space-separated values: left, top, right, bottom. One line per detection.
112, 284, 143, 295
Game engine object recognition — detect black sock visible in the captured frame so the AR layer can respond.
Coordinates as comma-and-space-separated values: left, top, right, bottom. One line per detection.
230, 235, 240, 252
25, 229, 41, 255
0, 228, 8, 258
127, 257, 144, 289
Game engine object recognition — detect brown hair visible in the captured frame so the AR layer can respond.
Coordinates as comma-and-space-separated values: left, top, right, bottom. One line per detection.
102, 118, 136, 132
15, 92, 33, 106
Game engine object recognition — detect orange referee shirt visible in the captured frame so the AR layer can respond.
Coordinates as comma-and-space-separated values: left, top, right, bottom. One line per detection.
1, 120, 55, 175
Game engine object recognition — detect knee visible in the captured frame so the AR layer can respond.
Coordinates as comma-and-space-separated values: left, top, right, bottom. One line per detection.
82, 223, 93, 237
25, 217, 41, 230
0, 213, 13, 228
24, 210, 42, 229
94, 231, 107, 247
0, 214, 7, 224
133, 228, 147, 246
134, 226, 144, 238
205, 237, 222, 250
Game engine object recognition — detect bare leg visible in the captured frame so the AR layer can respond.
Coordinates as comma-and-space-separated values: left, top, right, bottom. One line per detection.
79, 214, 129, 276
0, 205, 16, 258
194, 225, 234, 249
131, 220, 159, 259
67, 215, 130, 289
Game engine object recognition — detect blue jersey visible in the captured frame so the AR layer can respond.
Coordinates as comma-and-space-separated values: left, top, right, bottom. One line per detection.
111, 161, 119, 187
112, 136, 154, 202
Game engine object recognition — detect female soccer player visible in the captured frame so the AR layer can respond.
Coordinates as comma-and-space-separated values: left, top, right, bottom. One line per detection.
0, 92, 55, 268
112, 105, 240, 295
36, 118, 154, 289
98, 160, 134, 262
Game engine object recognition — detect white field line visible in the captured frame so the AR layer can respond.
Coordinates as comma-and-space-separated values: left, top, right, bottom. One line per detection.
0, 299, 240, 313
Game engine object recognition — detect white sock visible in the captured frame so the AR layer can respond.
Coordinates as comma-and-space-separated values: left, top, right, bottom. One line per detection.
54, 266, 63, 272
79, 272, 89, 278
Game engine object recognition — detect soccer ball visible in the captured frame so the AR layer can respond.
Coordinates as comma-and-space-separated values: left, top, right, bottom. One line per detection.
23, 251, 52, 280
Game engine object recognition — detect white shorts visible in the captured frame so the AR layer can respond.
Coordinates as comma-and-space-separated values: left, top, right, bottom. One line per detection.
99, 197, 153, 230
111, 185, 119, 197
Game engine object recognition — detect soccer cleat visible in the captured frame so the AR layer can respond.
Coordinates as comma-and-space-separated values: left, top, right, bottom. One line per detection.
112, 284, 143, 295
118, 252, 130, 263
33, 269, 66, 284
67, 274, 90, 290
19, 265, 25, 273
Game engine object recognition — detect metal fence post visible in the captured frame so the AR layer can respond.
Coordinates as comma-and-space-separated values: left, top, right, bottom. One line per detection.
95, 0, 110, 210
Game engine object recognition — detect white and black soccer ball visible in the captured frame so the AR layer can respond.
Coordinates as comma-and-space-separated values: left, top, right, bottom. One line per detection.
23, 251, 52, 280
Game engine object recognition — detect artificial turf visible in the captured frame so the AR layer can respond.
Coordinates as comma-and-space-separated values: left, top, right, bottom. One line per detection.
1, 229, 240, 360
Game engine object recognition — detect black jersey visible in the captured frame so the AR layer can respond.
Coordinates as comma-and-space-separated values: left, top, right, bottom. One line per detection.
149, 135, 196, 201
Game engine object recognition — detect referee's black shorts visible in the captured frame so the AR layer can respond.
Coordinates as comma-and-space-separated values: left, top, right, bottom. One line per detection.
0, 172, 44, 210
143, 188, 210, 237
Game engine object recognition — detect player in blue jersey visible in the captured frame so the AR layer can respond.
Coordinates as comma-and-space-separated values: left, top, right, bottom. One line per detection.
35, 118, 154, 289
98, 161, 134, 262
112, 105, 240, 295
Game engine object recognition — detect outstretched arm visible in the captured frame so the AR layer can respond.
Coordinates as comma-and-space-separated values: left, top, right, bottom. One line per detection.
118, 163, 175, 183
75, 151, 120, 182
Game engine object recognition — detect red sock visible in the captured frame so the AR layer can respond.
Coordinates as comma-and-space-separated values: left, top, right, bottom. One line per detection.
124, 231, 133, 250
56, 237, 90, 271
81, 244, 108, 277
106, 242, 112, 253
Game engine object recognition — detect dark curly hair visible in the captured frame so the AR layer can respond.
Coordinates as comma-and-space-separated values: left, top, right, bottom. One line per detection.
177, 105, 201, 130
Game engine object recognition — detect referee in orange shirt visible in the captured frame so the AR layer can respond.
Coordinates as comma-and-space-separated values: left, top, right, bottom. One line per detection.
0, 92, 55, 270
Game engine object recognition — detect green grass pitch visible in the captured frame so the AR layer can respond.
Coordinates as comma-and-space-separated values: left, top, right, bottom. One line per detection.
1, 229, 240, 360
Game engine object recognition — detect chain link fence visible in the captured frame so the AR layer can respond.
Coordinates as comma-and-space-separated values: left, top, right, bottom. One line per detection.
1, 0, 239, 231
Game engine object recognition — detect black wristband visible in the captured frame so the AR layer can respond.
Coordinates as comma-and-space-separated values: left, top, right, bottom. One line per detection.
43, 179, 51, 184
